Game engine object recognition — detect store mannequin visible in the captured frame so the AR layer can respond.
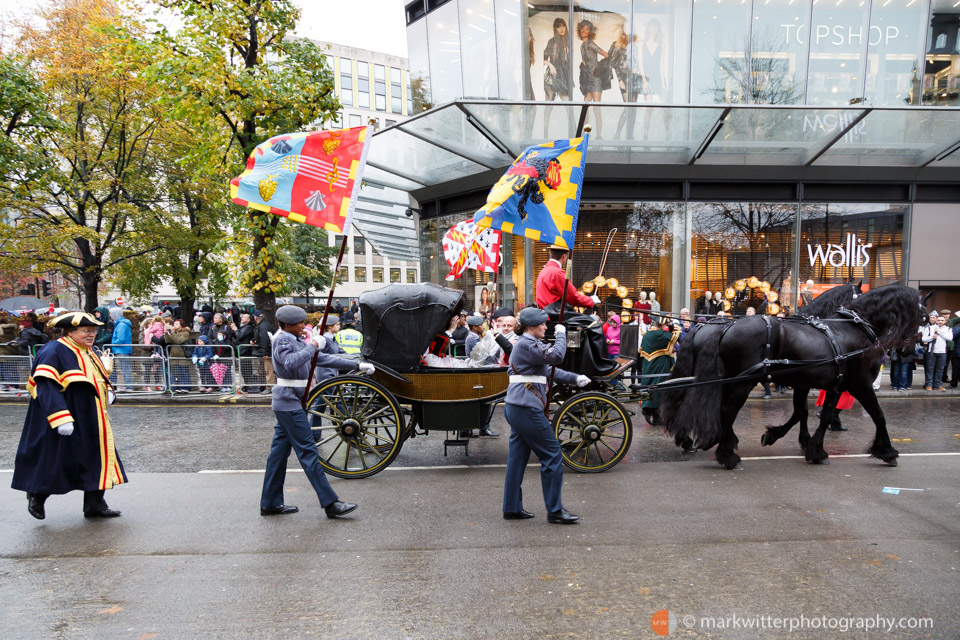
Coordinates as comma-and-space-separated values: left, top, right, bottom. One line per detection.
637, 290, 652, 325
696, 291, 712, 316
800, 279, 815, 307
648, 292, 660, 315
713, 292, 723, 316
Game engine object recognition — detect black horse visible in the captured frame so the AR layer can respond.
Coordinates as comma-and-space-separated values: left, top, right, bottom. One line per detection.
760, 282, 863, 450
661, 285, 924, 470
663, 283, 861, 449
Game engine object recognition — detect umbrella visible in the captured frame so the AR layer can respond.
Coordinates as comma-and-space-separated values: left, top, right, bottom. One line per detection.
0, 296, 47, 312
209, 362, 228, 386
138, 304, 156, 313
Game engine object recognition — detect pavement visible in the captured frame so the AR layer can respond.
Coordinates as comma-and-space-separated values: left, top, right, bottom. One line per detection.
0, 399, 958, 639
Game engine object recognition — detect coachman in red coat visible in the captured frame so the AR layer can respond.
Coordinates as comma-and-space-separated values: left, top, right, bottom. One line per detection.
535, 245, 598, 310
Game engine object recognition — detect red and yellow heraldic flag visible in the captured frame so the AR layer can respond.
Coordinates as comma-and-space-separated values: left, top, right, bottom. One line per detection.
230, 125, 371, 233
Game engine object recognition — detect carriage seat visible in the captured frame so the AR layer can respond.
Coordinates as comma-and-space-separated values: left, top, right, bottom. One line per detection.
541, 303, 620, 378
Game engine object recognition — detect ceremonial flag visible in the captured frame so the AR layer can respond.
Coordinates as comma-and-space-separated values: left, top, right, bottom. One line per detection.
473, 136, 588, 250
442, 219, 501, 281
230, 126, 371, 233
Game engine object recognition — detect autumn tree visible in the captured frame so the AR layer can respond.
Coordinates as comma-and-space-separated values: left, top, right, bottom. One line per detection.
150, 0, 339, 322
0, 0, 163, 312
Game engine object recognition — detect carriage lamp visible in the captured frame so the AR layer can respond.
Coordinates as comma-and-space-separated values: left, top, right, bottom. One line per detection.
724, 287, 736, 300
594, 276, 607, 287
747, 276, 760, 289
616, 286, 629, 298
735, 279, 747, 292
606, 277, 619, 290
723, 300, 731, 312
767, 303, 781, 315
760, 281, 771, 292
622, 298, 633, 309
766, 291, 779, 303
582, 281, 595, 294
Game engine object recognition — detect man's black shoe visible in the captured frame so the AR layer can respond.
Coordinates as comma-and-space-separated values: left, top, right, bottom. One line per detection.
324, 501, 358, 518
84, 508, 121, 518
547, 509, 580, 524
503, 510, 535, 520
478, 428, 499, 437
260, 505, 299, 516
457, 430, 474, 439
26, 493, 45, 520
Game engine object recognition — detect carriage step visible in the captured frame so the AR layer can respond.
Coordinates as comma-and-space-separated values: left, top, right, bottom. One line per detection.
443, 435, 470, 457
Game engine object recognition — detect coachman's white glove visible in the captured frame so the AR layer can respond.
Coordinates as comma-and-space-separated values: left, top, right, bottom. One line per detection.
575, 375, 590, 388
590, 295, 601, 305
553, 324, 566, 336
358, 362, 375, 374
57, 422, 74, 436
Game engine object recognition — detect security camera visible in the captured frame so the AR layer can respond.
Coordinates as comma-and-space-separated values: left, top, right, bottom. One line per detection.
405, 207, 422, 218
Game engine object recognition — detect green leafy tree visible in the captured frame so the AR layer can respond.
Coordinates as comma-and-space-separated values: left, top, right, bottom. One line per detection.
0, 54, 58, 186
150, 0, 340, 323
0, 0, 164, 312
283, 223, 338, 303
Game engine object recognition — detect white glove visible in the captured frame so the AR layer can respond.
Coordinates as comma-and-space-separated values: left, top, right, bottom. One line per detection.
57, 422, 74, 436
576, 375, 590, 388
553, 324, 566, 336
310, 335, 324, 349
267, 330, 276, 344
191, 356, 198, 364
100, 351, 114, 368
107, 389, 116, 405
590, 295, 601, 305
358, 362, 375, 374
212, 355, 219, 360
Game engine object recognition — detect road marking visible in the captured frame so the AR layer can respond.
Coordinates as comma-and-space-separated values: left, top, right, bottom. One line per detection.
193, 451, 960, 474
6, 454, 958, 476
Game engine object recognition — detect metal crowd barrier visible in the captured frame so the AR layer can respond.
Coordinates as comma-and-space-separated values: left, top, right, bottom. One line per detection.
97, 344, 169, 395
0, 355, 34, 395
235, 350, 275, 395
163, 344, 240, 395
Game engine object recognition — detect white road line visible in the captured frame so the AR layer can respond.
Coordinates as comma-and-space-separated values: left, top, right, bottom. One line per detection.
5, 452, 957, 476
194, 451, 960, 473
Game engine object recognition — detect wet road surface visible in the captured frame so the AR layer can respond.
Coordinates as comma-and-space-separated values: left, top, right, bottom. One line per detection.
1, 397, 957, 639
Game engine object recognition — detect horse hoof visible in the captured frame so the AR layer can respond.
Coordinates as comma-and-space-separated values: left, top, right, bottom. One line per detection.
807, 458, 829, 465
760, 433, 774, 446
883, 458, 898, 467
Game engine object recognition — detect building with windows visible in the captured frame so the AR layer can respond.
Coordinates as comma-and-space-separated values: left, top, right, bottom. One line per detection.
353, 0, 960, 316
304, 41, 421, 305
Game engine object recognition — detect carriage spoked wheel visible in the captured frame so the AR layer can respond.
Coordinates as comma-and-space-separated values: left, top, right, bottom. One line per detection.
552, 392, 632, 473
306, 375, 405, 479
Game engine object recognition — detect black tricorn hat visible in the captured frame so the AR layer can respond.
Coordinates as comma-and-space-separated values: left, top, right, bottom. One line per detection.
48, 312, 103, 329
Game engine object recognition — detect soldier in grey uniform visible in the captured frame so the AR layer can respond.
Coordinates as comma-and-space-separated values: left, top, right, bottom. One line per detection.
502, 307, 590, 524
260, 305, 372, 519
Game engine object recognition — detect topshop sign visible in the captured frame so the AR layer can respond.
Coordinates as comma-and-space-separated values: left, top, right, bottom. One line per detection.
808, 233, 872, 268
781, 24, 901, 47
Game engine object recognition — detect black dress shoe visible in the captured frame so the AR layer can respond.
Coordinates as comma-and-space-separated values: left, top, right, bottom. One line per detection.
84, 508, 121, 518
260, 504, 299, 516
503, 509, 535, 520
547, 509, 580, 524
324, 501, 358, 518
27, 494, 45, 520
478, 428, 499, 437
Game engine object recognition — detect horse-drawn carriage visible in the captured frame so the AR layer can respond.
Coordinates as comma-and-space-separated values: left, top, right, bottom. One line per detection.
306, 283, 644, 478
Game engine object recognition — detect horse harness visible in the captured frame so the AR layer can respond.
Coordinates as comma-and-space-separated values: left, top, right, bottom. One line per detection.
716, 308, 880, 390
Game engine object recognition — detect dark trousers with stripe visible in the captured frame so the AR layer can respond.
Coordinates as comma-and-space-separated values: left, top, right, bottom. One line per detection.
503, 404, 564, 514
261, 409, 339, 510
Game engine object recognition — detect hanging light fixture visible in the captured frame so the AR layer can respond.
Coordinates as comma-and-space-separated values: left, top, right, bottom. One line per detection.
582, 281, 595, 295
767, 303, 781, 315
622, 298, 633, 309
594, 276, 607, 287
760, 281, 771, 292
723, 300, 732, 311
607, 277, 619, 290
724, 287, 736, 300
617, 285, 629, 298
766, 291, 779, 303
747, 276, 760, 289
735, 279, 747, 292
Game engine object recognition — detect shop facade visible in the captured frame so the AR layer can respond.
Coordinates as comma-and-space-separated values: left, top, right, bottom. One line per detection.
352, 1, 960, 319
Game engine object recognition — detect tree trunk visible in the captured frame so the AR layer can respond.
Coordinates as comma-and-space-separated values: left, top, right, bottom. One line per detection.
82, 273, 99, 313
253, 288, 277, 327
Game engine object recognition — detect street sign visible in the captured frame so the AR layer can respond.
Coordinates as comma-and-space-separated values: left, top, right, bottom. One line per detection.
115, 296, 124, 306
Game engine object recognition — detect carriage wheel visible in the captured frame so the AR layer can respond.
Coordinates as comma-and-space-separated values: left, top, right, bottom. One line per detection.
552, 392, 632, 473
306, 375, 405, 479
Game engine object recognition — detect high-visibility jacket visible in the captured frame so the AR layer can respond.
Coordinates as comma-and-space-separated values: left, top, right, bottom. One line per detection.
335, 327, 363, 355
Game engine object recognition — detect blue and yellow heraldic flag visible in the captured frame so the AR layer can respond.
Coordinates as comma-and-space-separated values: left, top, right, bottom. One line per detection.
473, 136, 589, 250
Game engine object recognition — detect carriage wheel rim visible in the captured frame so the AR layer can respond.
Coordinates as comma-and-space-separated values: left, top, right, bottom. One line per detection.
308, 376, 405, 477
554, 393, 632, 473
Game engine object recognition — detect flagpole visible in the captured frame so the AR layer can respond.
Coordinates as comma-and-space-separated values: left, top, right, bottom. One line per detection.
301, 118, 376, 408
544, 124, 590, 418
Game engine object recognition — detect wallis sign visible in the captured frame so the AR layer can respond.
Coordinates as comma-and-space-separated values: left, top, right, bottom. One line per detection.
807, 233, 872, 268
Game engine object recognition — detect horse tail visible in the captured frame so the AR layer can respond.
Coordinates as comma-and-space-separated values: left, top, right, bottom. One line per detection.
662, 326, 725, 450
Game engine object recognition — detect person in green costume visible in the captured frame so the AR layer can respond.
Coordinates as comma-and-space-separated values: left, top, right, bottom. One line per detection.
640, 318, 679, 426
